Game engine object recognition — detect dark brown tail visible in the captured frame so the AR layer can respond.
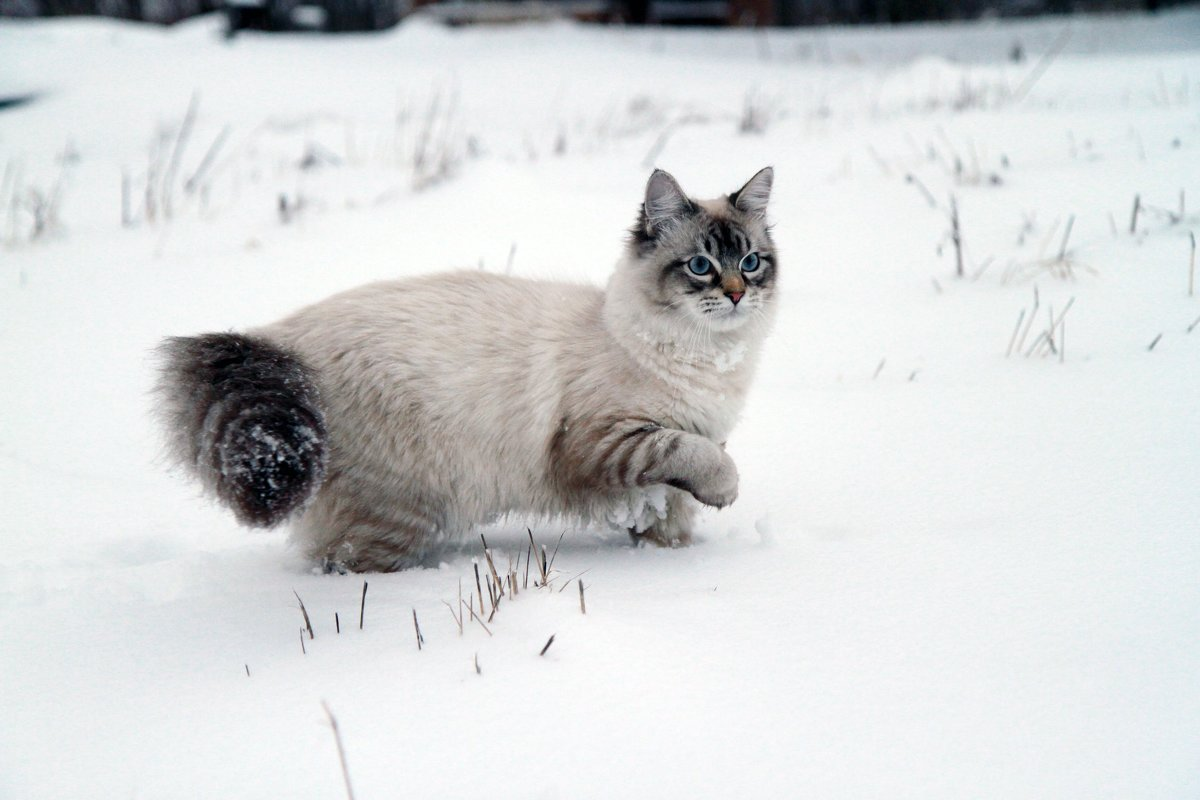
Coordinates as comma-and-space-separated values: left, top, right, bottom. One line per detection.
155, 333, 327, 527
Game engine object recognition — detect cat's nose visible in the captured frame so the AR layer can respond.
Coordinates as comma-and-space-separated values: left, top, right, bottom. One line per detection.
727, 291, 744, 305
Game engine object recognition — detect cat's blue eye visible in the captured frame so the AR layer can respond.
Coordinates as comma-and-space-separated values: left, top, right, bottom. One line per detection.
687, 255, 712, 276
741, 252, 761, 273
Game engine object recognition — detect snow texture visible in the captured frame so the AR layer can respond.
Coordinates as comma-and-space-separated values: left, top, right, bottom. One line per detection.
1, 10, 1199, 799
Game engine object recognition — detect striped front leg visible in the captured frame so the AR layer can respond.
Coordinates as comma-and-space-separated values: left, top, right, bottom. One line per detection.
552, 415, 739, 509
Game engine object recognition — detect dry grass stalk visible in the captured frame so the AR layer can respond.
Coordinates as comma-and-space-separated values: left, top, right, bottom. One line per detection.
474, 653, 481, 675
294, 590, 315, 640
486, 576, 499, 623
1010, 25, 1071, 104
121, 170, 132, 227
1148, 333, 1163, 351
504, 243, 517, 275
1006, 308, 1027, 358
1189, 232, 1196, 297
904, 173, 937, 208
1130, 194, 1141, 234
579, 580, 587, 615
184, 124, 231, 195
161, 92, 199, 220
1028, 297, 1075, 358
1056, 214, 1075, 261
557, 568, 591, 592
480, 535, 504, 598
523, 541, 532, 589
443, 600, 463, 636
412, 609, 424, 651
950, 194, 963, 278
300, 629, 307, 655
461, 598, 493, 636
1187, 314, 1200, 334
539, 635, 556, 657
321, 701, 356, 800
528, 529, 549, 586
245, 664, 250, 677
335, 612, 340, 634
548, 531, 566, 572
474, 562, 486, 614
1015, 286, 1040, 353
1005, 215, 1093, 283
359, 581, 368, 630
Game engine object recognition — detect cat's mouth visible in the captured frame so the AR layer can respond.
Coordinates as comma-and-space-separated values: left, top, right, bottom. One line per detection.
702, 302, 753, 330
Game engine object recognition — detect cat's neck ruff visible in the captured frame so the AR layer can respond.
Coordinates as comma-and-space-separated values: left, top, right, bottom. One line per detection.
602, 273, 768, 388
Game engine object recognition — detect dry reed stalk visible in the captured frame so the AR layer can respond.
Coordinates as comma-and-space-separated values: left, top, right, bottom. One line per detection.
321, 701, 356, 800
294, 590, 315, 640
359, 581, 368, 630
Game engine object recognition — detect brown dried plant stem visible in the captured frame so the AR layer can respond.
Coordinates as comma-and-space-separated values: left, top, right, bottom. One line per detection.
443, 600, 463, 635
294, 590, 315, 640
321, 701, 356, 800
359, 581, 368, 630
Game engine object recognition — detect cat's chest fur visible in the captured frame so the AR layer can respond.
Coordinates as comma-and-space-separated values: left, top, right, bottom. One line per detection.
636, 342, 755, 444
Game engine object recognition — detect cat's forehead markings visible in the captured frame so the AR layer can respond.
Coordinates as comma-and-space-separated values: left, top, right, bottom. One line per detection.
699, 218, 749, 261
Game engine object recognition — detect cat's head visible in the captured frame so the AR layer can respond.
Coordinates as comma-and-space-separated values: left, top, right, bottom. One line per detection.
616, 167, 777, 337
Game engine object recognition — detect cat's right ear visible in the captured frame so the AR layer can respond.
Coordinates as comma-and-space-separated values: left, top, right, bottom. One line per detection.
642, 169, 691, 237
731, 166, 773, 219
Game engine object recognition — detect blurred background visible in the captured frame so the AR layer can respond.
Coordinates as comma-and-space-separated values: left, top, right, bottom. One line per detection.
1, 0, 1193, 36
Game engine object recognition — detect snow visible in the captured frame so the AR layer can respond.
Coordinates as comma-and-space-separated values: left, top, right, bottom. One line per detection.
2, 9, 1199, 798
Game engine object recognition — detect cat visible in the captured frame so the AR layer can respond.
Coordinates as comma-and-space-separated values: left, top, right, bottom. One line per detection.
156, 167, 777, 572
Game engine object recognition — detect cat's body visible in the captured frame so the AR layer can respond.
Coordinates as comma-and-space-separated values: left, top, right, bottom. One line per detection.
157, 168, 777, 572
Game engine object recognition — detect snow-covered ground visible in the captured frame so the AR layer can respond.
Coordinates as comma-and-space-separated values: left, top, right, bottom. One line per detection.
2, 10, 1199, 798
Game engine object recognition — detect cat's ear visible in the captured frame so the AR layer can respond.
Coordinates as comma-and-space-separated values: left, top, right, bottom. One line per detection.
643, 169, 692, 236
731, 166, 774, 218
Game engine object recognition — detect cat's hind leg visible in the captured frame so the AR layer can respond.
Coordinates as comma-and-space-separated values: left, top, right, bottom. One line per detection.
295, 475, 444, 572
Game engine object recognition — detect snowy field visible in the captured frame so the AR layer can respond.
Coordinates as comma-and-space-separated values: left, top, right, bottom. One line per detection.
2, 9, 1199, 798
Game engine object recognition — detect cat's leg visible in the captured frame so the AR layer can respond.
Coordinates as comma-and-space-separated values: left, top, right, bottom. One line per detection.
631, 488, 696, 548
554, 416, 739, 509
294, 474, 441, 572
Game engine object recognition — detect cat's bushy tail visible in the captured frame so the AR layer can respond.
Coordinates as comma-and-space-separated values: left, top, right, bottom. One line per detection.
155, 333, 327, 528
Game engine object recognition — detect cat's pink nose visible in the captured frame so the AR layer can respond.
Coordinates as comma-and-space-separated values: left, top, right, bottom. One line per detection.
727, 291, 744, 305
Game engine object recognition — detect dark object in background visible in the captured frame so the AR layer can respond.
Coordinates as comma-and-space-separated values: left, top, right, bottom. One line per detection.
2, 0, 1192, 29
0, 94, 39, 112
224, 0, 400, 33
8, 0, 218, 23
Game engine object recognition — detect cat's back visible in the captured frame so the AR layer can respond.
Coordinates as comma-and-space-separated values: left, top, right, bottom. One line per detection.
266, 270, 600, 363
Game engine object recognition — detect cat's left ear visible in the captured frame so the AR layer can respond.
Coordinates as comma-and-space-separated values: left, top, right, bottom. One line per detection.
731, 166, 774, 218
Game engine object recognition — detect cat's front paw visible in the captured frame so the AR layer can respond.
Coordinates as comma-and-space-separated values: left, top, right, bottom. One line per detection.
685, 449, 739, 509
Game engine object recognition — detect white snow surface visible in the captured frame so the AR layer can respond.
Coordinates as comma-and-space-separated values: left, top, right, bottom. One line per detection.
2, 10, 1200, 798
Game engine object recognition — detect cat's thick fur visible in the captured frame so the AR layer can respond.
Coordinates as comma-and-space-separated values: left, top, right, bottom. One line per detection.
157, 167, 777, 572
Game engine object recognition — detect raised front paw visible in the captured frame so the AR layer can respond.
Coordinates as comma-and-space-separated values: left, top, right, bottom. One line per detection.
684, 448, 739, 509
